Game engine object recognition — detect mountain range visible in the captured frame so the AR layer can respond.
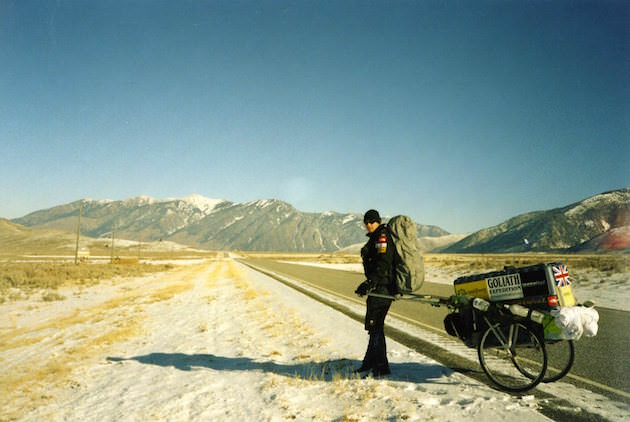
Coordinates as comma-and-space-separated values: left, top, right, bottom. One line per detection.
443, 188, 630, 253
11, 189, 630, 253
12, 195, 448, 253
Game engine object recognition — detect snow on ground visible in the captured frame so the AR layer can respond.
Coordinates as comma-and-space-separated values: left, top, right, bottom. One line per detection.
0, 259, 562, 421
282, 261, 630, 312
569, 269, 630, 312
279, 260, 364, 273
261, 261, 630, 421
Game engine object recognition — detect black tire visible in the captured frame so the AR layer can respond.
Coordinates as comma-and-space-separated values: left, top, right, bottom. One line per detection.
542, 340, 575, 382
478, 321, 547, 392
514, 339, 574, 383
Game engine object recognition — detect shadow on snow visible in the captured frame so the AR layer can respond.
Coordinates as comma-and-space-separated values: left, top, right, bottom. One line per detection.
107, 353, 454, 384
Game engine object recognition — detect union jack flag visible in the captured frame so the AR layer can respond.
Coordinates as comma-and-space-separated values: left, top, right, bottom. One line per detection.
552, 264, 571, 287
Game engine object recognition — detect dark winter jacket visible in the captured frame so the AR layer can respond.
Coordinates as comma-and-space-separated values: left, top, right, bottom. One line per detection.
361, 223, 396, 295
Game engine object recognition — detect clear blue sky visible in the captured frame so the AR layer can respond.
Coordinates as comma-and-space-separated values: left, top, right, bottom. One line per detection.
1, 0, 628, 233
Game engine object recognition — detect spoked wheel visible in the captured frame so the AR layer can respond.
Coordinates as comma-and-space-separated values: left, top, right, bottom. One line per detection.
542, 340, 575, 382
514, 339, 574, 383
478, 321, 547, 392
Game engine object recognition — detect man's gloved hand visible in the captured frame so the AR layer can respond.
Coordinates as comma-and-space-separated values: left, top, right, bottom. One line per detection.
355, 280, 374, 297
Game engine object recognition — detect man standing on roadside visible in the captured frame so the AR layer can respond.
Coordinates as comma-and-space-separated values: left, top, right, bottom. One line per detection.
354, 209, 395, 377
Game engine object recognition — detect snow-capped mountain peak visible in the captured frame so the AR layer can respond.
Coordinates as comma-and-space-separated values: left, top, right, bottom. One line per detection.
180, 194, 225, 214
122, 195, 160, 206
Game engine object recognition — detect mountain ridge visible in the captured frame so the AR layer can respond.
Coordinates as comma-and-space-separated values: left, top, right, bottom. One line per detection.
11, 189, 629, 253
443, 188, 630, 253
13, 195, 448, 252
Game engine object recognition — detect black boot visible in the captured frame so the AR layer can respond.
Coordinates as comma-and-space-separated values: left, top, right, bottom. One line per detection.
353, 364, 371, 374
356, 332, 380, 373
372, 364, 391, 378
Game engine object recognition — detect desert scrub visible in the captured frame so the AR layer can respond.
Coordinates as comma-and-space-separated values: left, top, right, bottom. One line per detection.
41, 291, 66, 301
0, 262, 174, 302
424, 253, 629, 280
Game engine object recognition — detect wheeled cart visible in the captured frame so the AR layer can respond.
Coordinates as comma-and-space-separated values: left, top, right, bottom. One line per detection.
372, 262, 594, 392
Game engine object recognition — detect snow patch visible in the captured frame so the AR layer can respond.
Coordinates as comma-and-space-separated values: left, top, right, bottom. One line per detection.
83, 198, 114, 205
223, 216, 244, 229
122, 195, 160, 206
342, 214, 357, 224
564, 190, 628, 218
244, 199, 275, 209
180, 194, 225, 214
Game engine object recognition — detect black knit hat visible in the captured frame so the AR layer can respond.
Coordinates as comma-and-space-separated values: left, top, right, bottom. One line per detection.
363, 209, 381, 224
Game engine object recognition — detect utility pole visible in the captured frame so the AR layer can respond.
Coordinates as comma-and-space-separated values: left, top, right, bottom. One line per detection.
110, 222, 116, 264
74, 202, 82, 265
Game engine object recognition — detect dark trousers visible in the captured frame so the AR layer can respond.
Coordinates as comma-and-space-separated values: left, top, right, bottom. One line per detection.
361, 296, 392, 370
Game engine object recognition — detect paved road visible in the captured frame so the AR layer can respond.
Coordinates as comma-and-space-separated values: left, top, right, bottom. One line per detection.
242, 258, 630, 402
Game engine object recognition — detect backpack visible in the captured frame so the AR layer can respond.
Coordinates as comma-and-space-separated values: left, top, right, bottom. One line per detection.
387, 215, 425, 294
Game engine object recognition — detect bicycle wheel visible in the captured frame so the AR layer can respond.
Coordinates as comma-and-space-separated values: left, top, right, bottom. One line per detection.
478, 321, 547, 392
542, 340, 574, 382
514, 339, 574, 383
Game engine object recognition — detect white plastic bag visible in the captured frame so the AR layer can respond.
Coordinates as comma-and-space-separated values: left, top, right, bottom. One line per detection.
550, 306, 599, 340
580, 307, 599, 337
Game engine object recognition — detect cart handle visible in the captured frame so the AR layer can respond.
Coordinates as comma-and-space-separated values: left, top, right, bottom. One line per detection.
367, 292, 457, 307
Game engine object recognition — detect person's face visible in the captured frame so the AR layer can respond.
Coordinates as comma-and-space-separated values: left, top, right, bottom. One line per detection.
365, 221, 378, 234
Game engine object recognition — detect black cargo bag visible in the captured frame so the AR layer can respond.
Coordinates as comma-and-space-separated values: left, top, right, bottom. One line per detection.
444, 301, 476, 347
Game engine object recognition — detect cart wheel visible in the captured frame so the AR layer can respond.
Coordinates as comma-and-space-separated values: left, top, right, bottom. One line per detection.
478, 321, 547, 392
514, 339, 574, 383
542, 340, 574, 382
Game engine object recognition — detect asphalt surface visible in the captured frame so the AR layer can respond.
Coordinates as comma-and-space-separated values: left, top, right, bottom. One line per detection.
241, 258, 630, 405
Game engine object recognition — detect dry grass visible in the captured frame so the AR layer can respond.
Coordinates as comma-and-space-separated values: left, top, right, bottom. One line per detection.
0, 300, 144, 419
243, 252, 362, 264
147, 281, 194, 302
423, 253, 629, 274
0, 218, 220, 260
0, 263, 209, 419
245, 251, 628, 274
225, 260, 262, 301
0, 262, 175, 303
41, 291, 66, 301
0, 319, 144, 419
90, 318, 141, 347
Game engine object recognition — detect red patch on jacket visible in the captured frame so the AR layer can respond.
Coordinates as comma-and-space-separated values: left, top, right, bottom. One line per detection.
377, 234, 387, 253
